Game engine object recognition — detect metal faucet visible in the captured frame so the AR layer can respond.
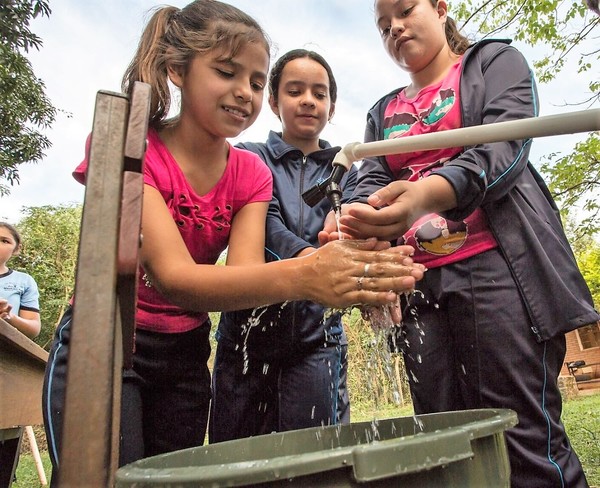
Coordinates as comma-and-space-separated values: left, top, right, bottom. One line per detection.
302, 143, 359, 213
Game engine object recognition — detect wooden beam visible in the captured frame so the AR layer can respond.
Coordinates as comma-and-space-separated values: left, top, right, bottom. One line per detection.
59, 90, 129, 487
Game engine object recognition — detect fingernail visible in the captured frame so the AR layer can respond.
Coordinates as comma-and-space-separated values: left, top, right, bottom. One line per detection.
371, 195, 382, 206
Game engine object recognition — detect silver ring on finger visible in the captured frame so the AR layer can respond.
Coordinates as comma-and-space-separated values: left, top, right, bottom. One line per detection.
363, 264, 370, 277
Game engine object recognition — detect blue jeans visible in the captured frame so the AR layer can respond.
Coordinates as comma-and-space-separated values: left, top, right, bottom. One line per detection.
210, 335, 345, 443
43, 306, 211, 486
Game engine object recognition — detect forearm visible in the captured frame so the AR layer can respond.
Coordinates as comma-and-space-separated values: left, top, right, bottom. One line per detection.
416, 175, 458, 216
147, 257, 306, 312
3, 313, 41, 339
144, 239, 424, 312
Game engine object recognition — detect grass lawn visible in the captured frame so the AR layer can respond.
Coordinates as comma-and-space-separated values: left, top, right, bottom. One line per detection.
14, 392, 600, 487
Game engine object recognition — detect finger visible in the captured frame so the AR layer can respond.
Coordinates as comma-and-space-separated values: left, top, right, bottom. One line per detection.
356, 248, 423, 271
371, 240, 392, 251
330, 237, 382, 251
367, 182, 407, 208
347, 262, 421, 292
349, 290, 403, 307
317, 230, 332, 246
346, 204, 406, 227
393, 244, 416, 256
339, 215, 406, 242
389, 296, 402, 324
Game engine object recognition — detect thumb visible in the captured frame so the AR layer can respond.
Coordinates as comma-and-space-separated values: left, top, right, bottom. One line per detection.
367, 185, 397, 208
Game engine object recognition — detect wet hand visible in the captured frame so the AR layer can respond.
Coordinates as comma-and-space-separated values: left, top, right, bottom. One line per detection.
301, 239, 425, 308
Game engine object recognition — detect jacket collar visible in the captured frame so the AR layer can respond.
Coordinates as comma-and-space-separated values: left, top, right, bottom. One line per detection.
265, 130, 341, 164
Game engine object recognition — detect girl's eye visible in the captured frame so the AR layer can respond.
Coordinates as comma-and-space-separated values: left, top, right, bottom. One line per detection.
288, 90, 300, 96
401, 6, 414, 17
380, 26, 391, 38
251, 81, 265, 92
315, 92, 327, 100
216, 69, 234, 78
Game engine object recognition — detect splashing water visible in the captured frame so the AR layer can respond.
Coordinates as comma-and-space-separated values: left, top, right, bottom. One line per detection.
239, 303, 289, 374
334, 209, 343, 237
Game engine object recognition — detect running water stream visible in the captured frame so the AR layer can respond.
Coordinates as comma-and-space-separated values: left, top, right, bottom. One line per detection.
233, 211, 426, 436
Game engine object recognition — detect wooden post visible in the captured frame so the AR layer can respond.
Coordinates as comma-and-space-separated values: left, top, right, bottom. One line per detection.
58, 82, 150, 487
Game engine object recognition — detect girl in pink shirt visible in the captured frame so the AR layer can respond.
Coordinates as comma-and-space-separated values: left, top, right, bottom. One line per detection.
43, 1, 424, 485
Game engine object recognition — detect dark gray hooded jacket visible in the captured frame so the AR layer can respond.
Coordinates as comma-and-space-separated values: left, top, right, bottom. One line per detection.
350, 39, 599, 341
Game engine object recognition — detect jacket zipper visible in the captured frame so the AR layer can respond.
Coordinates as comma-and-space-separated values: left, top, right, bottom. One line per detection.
298, 156, 307, 237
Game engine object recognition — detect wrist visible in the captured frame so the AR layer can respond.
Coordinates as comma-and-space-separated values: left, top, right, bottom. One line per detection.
286, 253, 314, 302
419, 175, 457, 214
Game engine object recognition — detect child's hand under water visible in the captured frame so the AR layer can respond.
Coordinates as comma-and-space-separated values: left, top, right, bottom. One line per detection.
361, 293, 402, 332
300, 239, 424, 309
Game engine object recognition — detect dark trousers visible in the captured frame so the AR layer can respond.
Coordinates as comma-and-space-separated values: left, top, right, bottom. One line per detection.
209, 336, 346, 443
42, 306, 211, 486
395, 248, 588, 488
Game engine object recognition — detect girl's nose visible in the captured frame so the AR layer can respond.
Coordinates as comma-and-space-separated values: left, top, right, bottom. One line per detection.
390, 21, 405, 39
301, 94, 316, 108
235, 84, 253, 103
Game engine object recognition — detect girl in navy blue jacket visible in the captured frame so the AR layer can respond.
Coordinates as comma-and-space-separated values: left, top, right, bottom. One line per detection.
210, 49, 362, 442
321, 1, 599, 487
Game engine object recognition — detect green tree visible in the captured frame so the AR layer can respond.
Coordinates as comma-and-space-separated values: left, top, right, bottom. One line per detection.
541, 134, 600, 239
576, 240, 600, 308
452, 0, 600, 238
13, 204, 81, 349
0, 0, 56, 196
453, 0, 598, 91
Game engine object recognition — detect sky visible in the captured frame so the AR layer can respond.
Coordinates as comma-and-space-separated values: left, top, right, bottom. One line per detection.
1, 0, 596, 223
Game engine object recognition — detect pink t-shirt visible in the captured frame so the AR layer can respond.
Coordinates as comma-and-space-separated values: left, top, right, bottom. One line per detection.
383, 59, 497, 268
73, 129, 273, 333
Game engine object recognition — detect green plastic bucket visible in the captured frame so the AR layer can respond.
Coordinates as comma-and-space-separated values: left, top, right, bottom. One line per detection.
115, 408, 517, 487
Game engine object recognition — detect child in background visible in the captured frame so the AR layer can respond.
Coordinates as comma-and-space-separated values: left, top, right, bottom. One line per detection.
321, 0, 599, 487
0, 222, 41, 339
210, 49, 355, 442
43, 1, 425, 485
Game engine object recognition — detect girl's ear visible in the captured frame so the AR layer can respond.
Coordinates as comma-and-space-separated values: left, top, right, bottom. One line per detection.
436, 0, 448, 20
167, 62, 184, 88
268, 94, 280, 118
328, 102, 336, 122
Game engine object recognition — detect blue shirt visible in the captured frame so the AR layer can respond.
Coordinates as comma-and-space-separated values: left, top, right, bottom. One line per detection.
0, 269, 40, 314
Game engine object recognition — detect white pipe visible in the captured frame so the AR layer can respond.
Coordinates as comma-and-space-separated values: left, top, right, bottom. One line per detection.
332, 108, 600, 169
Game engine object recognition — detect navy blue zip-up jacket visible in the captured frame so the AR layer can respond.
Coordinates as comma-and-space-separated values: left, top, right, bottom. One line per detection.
217, 131, 357, 350
350, 40, 599, 342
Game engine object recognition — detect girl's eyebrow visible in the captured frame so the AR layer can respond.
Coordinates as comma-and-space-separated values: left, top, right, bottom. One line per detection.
376, 0, 404, 24
284, 80, 328, 90
216, 57, 268, 79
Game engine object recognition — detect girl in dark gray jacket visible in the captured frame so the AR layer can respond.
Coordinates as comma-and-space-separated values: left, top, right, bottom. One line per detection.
321, 0, 599, 486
